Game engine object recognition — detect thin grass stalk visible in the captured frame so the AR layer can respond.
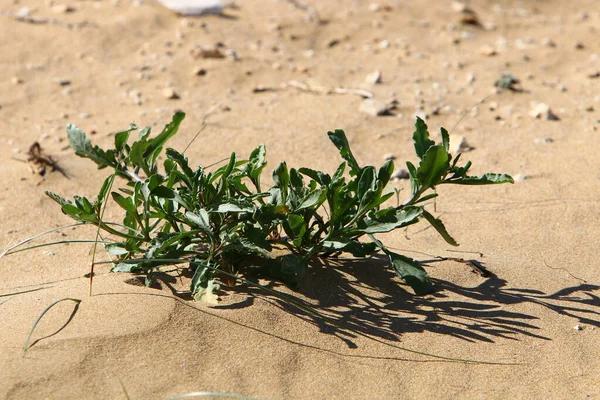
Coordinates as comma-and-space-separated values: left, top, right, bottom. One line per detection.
23, 297, 81, 356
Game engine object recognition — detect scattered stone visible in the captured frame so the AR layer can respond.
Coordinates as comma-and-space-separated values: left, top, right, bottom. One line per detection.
574, 325, 583, 331
191, 45, 226, 59
479, 45, 497, 56
368, 3, 381, 12
252, 85, 276, 93
359, 99, 390, 116
588, 71, 600, 79
79, 112, 90, 119
529, 102, 559, 120
11, 76, 23, 85
162, 88, 179, 99
574, 41, 585, 50
193, 67, 207, 76
466, 73, 475, 84
365, 70, 382, 84
483, 22, 496, 31
513, 173, 531, 182
52, 4, 76, 13
154, 0, 223, 16
54, 78, 71, 86
378, 40, 390, 49
326, 38, 340, 48
128, 90, 143, 105
383, 153, 396, 161
541, 38, 556, 48
391, 169, 409, 180
449, 134, 474, 154
585, 105, 594, 112
494, 72, 521, 91
303, 49, 315, 58
16, 7, 31, 18
577, 12, 589, 21
488, 101, 498, 111
461, 30, 476, 40
534, 137, 554, 144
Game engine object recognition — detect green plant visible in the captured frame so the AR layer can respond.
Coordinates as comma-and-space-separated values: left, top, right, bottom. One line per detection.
45, 112, 512, 299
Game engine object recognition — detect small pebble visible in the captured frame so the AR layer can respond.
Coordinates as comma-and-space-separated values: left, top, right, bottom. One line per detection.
11, 76, 23, 85
193, 67, 207, 76
529, 102, 559, 120
541, 38, 556, 48
54, 78, 71, 86
359, 99, 389, 116
15, 7, 30, 18
449, 134, 474, 154
391, 169, 409, 180
513, 173, 531, 182
51, 4, 75, 13
79, 112, 90, 119
379, 40, 390, 49
574, 325, 583, 331
534, 137, 554, 144
383, 153, 396, 161
479, 45, 497, 56
365, 70, 382, 84
162, 88, 179, 100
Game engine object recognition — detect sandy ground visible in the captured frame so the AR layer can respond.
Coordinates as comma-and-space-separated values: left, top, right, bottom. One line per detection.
1, 0, 600, 398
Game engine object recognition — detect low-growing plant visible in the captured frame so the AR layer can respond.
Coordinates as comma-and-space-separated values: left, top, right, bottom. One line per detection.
45, 112, 512, 300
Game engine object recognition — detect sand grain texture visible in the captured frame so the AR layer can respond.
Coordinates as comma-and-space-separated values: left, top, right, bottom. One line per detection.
1, 0, 599, 399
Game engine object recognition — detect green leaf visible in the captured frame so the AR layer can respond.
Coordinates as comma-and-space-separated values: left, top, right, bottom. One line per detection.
377, 159, 394, 187
111, 262, 142, 272
412, 117, 435, 160
357, 167, 376, 201
321, 240, 377, 257
273, 162, 290, 203
246, 144, 267, 181
277, 254, 307, 288
298, 167, 331, 185
185, 210, 211, 231
289, 168, 304, 188
138, 126, 151, 140
215, 203, 253, 213
114, 124, 137, 152
445, 173, 514, 185
193, 279, 221, 304
112, 192, 137, 215
105, 243, 129, 256
441, 127, 450, 153
67, 124, 114, 168
147, 112, 184, 150
96, 175, 115, 205
421, 209, 458, 246
327, 129, 361, 175
296, 188, 327, 211
386, 250, 434, 295
284, 214, 307, 247
416, 146, 450, 189
166, 148, 195, 184
45, 190, 69, 206
356, 206, 423, 234
190, 259, 214, 295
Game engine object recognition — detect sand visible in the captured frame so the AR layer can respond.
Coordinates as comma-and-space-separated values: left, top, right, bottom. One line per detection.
1, 0, 599, 398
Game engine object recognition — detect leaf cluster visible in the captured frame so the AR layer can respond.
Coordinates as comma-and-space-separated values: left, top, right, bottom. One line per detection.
47, 113, 512, 297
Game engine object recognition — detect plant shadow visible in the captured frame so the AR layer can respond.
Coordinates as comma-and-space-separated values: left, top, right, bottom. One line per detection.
245, 256, 600, 347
